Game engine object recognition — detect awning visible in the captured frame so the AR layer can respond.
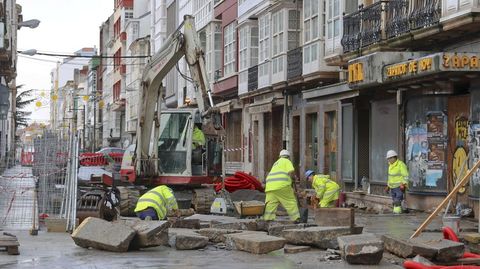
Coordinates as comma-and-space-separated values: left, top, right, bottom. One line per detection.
303, 82, 359, 100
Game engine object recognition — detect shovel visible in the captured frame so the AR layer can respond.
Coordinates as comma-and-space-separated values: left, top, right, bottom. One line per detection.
293, 181, 308, 223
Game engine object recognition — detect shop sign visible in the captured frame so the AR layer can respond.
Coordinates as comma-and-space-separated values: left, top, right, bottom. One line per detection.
348, 63, 364, 83
440, 53, 480, 71
384, 55, 436, 81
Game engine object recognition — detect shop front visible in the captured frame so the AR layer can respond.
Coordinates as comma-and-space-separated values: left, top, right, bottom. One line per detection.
348, 51, 480, 214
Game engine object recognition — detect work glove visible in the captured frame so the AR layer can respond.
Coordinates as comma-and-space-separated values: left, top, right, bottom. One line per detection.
400, 183, 406, 193
384, 186, 390, 194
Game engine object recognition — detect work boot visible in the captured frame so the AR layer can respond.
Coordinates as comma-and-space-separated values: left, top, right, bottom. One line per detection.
393, 206, 402, 214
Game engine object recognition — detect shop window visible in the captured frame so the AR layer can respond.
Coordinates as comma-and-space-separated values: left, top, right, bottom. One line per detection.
306, 113, 318, 171
371, 99, 398, 183
342, 104, 354, 181
405, 96, 448, 193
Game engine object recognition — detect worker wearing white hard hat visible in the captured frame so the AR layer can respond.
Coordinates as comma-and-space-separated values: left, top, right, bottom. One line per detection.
385, 150, 409, 214
263, 149, 300, 222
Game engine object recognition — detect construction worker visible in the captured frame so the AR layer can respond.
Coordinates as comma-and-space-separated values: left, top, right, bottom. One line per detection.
134, 185, 179, 220
305, 170, 340, 208
385, 150, 409, 214
263, 150, 301, 222
192, 124, 206, 150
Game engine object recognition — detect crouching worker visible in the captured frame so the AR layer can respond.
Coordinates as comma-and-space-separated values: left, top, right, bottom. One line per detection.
135, 185, 179, 220
305, 170, 340, 208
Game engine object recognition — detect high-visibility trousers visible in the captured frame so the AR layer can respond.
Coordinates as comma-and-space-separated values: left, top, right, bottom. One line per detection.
263, 186, 300, 221
319, 188, 340, 208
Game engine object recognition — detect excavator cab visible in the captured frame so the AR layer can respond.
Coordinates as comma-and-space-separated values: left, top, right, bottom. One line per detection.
157, 108, 223, 178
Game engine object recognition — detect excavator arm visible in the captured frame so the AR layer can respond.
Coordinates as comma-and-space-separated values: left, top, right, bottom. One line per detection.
135, 15, 218, 177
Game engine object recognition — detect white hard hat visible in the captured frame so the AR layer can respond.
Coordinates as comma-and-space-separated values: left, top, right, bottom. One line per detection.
279, 149, 290, 157
386, 150, 398, 159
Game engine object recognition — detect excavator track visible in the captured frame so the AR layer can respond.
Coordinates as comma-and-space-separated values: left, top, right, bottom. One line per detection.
117, 186, 140, 217
192, 187, 216, 214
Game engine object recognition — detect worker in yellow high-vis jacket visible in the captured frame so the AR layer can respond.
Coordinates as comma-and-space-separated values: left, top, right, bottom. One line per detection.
385, 150, 409, 214
305, 170, 340, 208
135, 185, 179, 220
263, 150, 300, 222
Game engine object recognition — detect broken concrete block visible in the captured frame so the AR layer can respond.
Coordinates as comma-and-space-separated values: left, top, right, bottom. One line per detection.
284, 245, 311, 254
168, 228, 209, 250
268, 224, 306, 237
129, 221, 170, 249
169, 218, 201, 229
412, 255, 435, 266
211, 220, 257, 231
410, 238, 464, 262
382, 235, 437, 258
195, 228, 242, 243
71, 217, 135, 252
281, 226, 352, 249
314, 208, 354, 228
337, 234, 384, 265
463, 233, 480, 244
226, 232, 285, 254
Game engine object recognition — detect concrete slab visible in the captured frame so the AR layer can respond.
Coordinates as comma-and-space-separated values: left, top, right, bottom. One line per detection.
337, 233, 383, 265
128, 220, 170, 249
463, 233, 480, 244
267, 224, 306, 237
195, 228, 242, 243
284, 244, 311, 254
314, 208, 355, 228
185, 214, 257, 230
169, 218, 201, 229
383, 235, 465, 262
281, 226, 352, 249
71, 217, 135, 252
168, 228, 209, 250
410, 238, 464, 262
226, 232, 285, 254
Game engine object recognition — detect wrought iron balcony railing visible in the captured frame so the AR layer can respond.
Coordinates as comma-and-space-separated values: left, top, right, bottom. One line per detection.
409, 0, 441, 30
385, 0, 410, 38
341, 0, 441, 53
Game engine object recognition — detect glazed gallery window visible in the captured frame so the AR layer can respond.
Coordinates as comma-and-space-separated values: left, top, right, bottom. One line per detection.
405, 96, 448, 193
223, 23, 236, 76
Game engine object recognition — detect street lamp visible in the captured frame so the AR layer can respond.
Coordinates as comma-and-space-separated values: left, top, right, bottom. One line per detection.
0, 84, 10, 120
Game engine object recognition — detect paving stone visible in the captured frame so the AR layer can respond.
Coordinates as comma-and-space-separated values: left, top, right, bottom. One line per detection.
226, 232, 285, 254
268, 224, 306, 236
186, 214, 257, 230
412, 255, 435, 266
284, 244, 311, 254
337, 233, 383, 265
410, 238, 464, 262
168, 228, 209, 250
128, 220, 170, 249
314, 208, 354, 228
195, 228, 242, 243
463, 233, 480, 244
71, 217, 135, 252
383, 235, 465, 261
169, 218, 201, 229
281, 226, 352, 249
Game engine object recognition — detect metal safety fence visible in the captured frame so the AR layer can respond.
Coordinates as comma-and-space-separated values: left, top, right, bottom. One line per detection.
0, 130, 79, 232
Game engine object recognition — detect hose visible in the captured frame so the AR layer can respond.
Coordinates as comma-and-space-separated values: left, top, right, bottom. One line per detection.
214, 172, 264, 193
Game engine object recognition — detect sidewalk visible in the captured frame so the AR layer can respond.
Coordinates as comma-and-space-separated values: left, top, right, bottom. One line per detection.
0, 165, 36, 230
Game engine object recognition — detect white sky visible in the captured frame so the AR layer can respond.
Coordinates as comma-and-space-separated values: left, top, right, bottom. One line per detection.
16, 0, 113, 123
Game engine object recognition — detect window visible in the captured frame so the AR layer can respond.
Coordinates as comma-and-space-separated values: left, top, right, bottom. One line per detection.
288, 10, 300, 50
125, 12, 133, 19
239, 27, 248, 71
304, 0, 319, 43
223, 23, 236, 76
272, 10, 284, 57
250, 26, 259, 66
327, 0, 341, 39
258, 15, 270, 64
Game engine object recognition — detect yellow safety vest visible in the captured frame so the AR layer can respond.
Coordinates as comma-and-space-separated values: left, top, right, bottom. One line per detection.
192, 126, 206, 149
388, 159, 409, 189
265, 157, 294, 192
312, 174, 340, 200
134, 185, 178, 219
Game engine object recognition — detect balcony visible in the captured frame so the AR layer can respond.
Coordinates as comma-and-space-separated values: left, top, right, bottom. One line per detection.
287, 48, 303, 80
340, 0, 479, 62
